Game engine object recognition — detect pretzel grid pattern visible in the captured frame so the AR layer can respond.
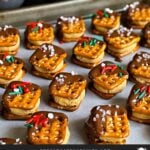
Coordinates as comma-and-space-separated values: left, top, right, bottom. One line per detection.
0, 35, 18, 46
103, 114, 129, 137
130, 8, 150, 21
52, 81, 85, 97
131, 66, 150, 78
94, 16, 117, 26
107, 36, 135, 46
95, 74, 126, 88
31, 119, 66, 144
74, 43, 104, 58
28, 27, 54, 41
62, 20, 85, 33
6, 89, 41, 109
133, 97, 150, 114
33, 54, 64, 70
0, 64, 23, 79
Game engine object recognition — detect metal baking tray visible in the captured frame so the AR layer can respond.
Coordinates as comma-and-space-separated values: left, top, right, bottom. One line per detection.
0, 0, 145, 27
0, 16, 149, 144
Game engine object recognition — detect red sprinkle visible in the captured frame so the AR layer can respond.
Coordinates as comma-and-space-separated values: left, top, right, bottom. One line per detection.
78, 36, 91, 42
147, 86, 150, 94
3, 52, 9, 60
101, 65, 117, 74
140, 86, 146, 92
26, 114, 48, 127
96, 10, 103, 17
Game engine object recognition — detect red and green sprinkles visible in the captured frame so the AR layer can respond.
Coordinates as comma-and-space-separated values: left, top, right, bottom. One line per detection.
96, 10, 109, 18
25, 113, 48, 128
26, 22, 43, 32
100, 62, 126, 77
8, 82, 31, 95
133, 85, 150, 100
79, 37, 101, 47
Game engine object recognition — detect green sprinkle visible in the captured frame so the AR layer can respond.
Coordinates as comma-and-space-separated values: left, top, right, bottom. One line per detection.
5, 56, 14, 63
82, 41, 86, 47
117, 64, 125, 70
103, 11, 109, 18
89, 40, 95, 46
8, 91, 20, 95
134, 88, 140, 95
32, 26, 39, 32
93, 39, 97, 44
25, 124, 33, 128
118, 72, 123, 77
138, 91, 146, 99
18, 86, 23, 94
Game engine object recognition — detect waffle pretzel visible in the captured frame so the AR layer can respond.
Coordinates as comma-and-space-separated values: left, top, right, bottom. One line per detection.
57, 16, 86, 42
0, 25, 20, 55
85, 105, 130, 144
30, 44, 67, 79
92, 9, 120, 35
125, 2, 150, 29
25, 22, 54, 50
105, 26, 140, 58
0, 55, 26, 86
49, 72, 87, 111
2, 81, 41, 120
127, 84, 150, 124
128, 52, 150, 84
89, 61, 128, 99
26, 111, 70, 144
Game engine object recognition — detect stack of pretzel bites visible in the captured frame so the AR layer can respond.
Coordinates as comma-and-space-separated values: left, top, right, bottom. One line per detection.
0, 1, 149, 145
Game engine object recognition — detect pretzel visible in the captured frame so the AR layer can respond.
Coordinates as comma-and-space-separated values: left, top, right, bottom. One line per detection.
2, 81, 41, 120
49, 72, 87, 111
105, 26, 140, 58
25, 22, 54, 50
72, 37, 106, 68
128, 52, 150, 84
30, 44, 67, 80
92, 9, 120, 35
127, 84, 150, 124
0, 25, 20, 55
125, 2, 150, 29
142, 22, 150, 48
85, 105, 130, 144
89, 61, 128, 99
26, 111, 69, 144
57, 16, 86, 42
0, 138, 23, 145
0, 54, 26, 87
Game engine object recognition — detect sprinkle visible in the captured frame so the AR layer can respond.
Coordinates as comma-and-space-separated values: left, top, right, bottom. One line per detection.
140, 86, 146, 92
32, 132, 36, 136
96, 114, 99, 118
105, 8, 113, 13
0, 60, 3, 65
25, 124, 33, 128
103, 10, 109, 18
118, 72, 123, 77
115, 105, 120, 108
48, 113, 54, 119
138, 91, 146, 99
0, 140, 6, 145
16, 138, 20, 143
93, 117, 96, 122
96, 106, 100, 110
71, 71, 77, 75
82, 41, 86, 47
14, 88, 20, 92
147, 86, 150, 94
101, 63, 106, 67
37, 23, 43, 28
134, 88, 140, 95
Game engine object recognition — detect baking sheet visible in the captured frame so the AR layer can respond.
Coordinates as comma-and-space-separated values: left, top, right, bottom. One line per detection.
0, 19, 149, 144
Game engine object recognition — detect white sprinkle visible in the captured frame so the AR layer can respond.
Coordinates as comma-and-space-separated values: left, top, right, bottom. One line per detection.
132, 99, 137, 103
37, 23, 43, 28
16, 138, 20, 143
105, 8, 113, 13
59, 74, 64, 78
14, 88, 19, 92
0, 140, 6, 145
123, 4, 129, 11
101, 63, 106, 67
48, 113, 54, 119
32, 132, 36, 136
115, 105, 120, 108
96, 114, 99, 118
102, 117, 105, 122
6, 55, 11, 59
0, 60, 3, 65
93, 117, 96, 122
96, 106, 100, 110
106, 110, 111, 115
60, 16, 78, 23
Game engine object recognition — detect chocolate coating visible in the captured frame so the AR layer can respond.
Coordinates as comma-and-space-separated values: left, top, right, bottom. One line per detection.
0, 138, 23, 145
